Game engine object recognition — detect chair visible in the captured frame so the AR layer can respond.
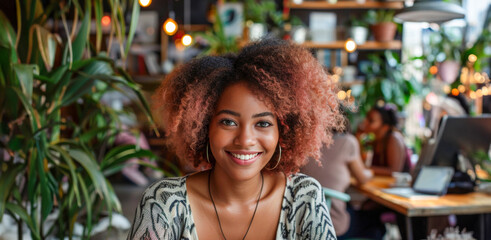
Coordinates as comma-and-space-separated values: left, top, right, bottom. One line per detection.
323, 187, 351, 210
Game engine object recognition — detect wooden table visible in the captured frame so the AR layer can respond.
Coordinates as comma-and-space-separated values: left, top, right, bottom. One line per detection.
353, 176, 491, 239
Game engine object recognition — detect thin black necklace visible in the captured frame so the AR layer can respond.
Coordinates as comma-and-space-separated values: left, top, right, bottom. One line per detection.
208, 171, 264, 240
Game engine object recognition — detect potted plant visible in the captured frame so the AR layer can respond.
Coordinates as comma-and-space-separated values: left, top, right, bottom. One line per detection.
194, 9, 240, 56
347, 14, 370, 45
244, 0, 276, 40
0, 0, 160, 239
366, 9, 397, 42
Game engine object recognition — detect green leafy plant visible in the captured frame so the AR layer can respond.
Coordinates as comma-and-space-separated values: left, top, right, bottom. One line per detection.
0, 0, 161, 239
244, 0, 277, 24
194, 10, 239, 56
355, 51, 420, 116
365, 9, 396, 25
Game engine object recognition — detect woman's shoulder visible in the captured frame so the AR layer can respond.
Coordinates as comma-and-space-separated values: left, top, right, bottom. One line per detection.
388, 131, 406, 147
139, 176, 188, 203
286, 173, 324, 200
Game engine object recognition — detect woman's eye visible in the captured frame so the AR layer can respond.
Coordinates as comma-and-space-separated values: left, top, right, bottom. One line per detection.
220, 119, 237, 126
256, 121, 272, 128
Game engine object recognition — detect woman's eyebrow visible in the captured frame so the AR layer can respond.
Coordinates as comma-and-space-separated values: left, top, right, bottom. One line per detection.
252, 112, 274, 118
216, 109, 240, 117
215, 110, 273, 118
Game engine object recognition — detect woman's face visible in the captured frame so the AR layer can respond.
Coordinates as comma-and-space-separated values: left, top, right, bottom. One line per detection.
363, 109, 384, 134
208, 82, 279, 180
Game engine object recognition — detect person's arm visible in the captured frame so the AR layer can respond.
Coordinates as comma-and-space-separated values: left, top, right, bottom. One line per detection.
345, 134, 373, 184
370, 133, 405, 176
348, 159, 373, 185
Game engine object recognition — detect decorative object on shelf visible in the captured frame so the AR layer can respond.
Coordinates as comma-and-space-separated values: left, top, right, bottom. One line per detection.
347, 14, 370, 44
366, 9, 398, 42
219, 2, 244, 37
394, 0, 465, 23
135, 11, 159, 43
0, 0, 163, 238
310, 12, 337, 43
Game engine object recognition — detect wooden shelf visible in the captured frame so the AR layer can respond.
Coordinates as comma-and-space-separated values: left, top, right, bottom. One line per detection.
288, 0, 404, 9
302, 40, 402, 50
339, 80, 364, 87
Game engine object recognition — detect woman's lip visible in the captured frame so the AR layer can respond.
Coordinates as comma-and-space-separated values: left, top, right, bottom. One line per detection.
226, 152, 262, 166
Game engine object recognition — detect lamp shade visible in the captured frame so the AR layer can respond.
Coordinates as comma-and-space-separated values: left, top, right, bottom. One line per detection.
394, 0, 465, 23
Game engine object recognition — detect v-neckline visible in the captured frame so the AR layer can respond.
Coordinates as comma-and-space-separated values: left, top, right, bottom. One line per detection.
184, 173, 289, 240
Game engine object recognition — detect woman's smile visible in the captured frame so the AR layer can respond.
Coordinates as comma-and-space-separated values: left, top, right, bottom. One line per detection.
227, 151, 263, 165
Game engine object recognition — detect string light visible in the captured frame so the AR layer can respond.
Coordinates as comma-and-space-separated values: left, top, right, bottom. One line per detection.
429, 65, 438, 75
164, 18, 178, 36
468, 54, 477, 63
458, 85, 466, 93
101, 15, 111, 26
139, 0, 151, 7
344, 38, 357, 53
182, 34, 192, 46
451, 88, 459, 96
337, 91, 347, 100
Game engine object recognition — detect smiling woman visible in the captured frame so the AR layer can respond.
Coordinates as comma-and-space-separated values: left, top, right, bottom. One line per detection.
127, 38, 344, 240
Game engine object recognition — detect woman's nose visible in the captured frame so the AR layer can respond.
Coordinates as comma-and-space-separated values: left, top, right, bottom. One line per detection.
234, 125, 257, 147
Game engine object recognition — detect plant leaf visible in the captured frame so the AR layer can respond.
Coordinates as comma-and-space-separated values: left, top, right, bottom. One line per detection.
0, 163, 24, 222
68, 148, 112, 210
72, 0, 91, 62
124, 0, 140, 56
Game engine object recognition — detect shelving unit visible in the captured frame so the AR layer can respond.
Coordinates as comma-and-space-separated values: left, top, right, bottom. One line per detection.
288, 1, 404, 10
287, 0, 405, 89
302, 40, 402, 50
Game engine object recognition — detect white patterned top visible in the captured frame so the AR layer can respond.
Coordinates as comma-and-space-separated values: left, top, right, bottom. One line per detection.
127, 173, 337, 240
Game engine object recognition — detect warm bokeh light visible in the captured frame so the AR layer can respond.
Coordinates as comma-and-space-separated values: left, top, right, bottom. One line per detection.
337, 90, 346, 100
164, 18, 178, 36
344, 39, 357, 53
468, 54, 477, 63
476, 89, 483, 98
429, 65, 438, 75
469, 91, 476, 99
139, 0, 151, 7
346, 89, 352, 98
482, 87, 489, 95
332, 74, 339, 83
443, 85, 451, 94
458, 85, 466, 93
182, 34, 193, 46
101, 15, 111, 26
451, 88, 459, 96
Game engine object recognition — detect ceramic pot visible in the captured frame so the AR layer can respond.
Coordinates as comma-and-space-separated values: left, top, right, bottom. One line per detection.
248, 23, 266, 41
350, 26, 369, 45
370, 22, 396, 42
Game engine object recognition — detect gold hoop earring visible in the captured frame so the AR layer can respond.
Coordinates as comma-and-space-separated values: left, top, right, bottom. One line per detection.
206, 143, 211, 164
266, 145, 281, 170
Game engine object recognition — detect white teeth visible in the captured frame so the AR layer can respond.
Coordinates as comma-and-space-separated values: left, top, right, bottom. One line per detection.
230, 153, 259, 160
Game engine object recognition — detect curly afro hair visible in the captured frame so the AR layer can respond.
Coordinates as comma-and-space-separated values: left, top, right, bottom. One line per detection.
153, 38, 344, 175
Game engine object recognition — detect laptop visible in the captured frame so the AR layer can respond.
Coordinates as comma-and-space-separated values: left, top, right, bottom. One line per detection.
382, 166, 454, 200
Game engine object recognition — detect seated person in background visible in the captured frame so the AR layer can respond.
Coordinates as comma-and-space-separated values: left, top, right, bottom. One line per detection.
301, 129, 373, 236
357, 103, 409, 176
